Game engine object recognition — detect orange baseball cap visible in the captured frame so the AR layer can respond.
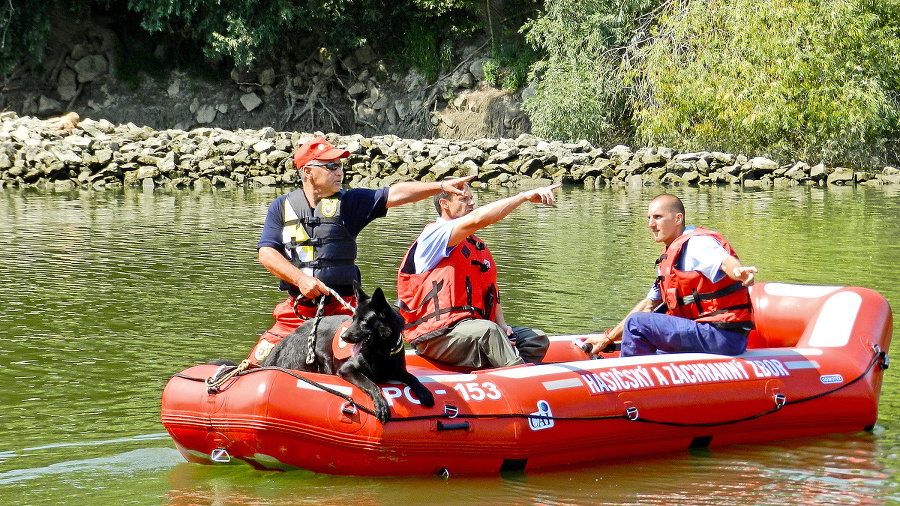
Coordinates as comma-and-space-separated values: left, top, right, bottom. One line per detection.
292, 136, 350, 170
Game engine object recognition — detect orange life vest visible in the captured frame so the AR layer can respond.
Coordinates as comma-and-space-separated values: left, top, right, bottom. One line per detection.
656, 227, 754, 331
397, 234, 498, 343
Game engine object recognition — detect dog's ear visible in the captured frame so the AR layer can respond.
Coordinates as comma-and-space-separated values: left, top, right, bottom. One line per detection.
371, 287, 390, 313
353, 280, 368, 301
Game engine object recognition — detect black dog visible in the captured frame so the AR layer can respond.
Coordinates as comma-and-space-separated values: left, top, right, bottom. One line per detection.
259, 283, 435, 423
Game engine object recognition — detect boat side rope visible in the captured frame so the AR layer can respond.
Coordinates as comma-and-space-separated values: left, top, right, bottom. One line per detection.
175, 345, 886, 426
620, 345, 885, 428
204, 359, 252, 391
177, 365, 381, 418
395, 345, 887, 426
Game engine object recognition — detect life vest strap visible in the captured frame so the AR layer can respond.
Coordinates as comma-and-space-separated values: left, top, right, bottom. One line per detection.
707, 318, 755, 335
296, 258, 355, 269
402, 305, 486, 330
299, 215, 342, 226
676, 281, 745, 308
699, 303, 753, 318
289, 237, 323, 247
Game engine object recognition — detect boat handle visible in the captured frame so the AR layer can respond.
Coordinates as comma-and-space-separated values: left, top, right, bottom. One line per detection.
210, 448, 231, 463
437, 421, 470, 432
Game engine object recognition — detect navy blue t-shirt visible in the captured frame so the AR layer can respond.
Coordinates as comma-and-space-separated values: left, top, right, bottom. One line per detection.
257, 187, 390, 294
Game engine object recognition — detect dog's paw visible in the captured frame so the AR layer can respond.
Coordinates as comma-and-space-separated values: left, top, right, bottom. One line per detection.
374, 399, 391, 424
416, 388, 435, 408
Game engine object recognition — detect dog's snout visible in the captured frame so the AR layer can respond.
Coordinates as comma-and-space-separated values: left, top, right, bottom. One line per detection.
340, 324, 366, 344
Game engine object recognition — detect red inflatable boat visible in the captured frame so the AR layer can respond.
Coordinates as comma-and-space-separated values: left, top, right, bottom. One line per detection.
160, 282, 892, 476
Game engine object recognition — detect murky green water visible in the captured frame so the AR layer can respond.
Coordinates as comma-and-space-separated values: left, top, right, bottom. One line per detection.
1, 184, 899, 505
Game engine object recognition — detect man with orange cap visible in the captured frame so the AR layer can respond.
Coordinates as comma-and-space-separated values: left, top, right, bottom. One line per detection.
249, 136, 472, 363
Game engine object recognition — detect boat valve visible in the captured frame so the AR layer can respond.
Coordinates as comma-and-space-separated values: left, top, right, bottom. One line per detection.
210, 448, 231, 463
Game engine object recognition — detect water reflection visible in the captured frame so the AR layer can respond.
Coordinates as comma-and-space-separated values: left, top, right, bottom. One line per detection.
158, 433, 888, 506
0, 185, 898, 505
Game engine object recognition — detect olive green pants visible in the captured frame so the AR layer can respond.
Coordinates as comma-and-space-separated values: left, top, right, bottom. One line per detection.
413, 319, 549, 369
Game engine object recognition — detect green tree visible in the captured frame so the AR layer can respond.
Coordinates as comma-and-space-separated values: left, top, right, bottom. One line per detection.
523, 0, 900, 166
2, 0, 482, 76
122, 0, 482, 69
522, 0, 659, 145
0, 0, 54, 73
635, 0, 900, 166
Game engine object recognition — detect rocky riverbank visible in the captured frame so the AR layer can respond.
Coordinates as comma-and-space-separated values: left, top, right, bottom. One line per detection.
2, 111, 898, 192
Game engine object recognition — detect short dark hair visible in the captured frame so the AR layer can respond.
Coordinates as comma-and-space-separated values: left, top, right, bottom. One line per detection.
650, 193, 686, 220
433, 188, 451, 215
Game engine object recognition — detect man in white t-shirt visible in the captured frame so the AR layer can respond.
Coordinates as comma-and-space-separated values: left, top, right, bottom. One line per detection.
585, 194, 758, 357
397, 183, 560, 368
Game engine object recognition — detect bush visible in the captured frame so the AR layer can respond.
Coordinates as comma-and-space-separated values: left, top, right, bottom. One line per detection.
634, 0, 900, 166
482, 59, 500, 87
0, 0, 53, 74
522, 0, 900, 166
522, 0, 656, 145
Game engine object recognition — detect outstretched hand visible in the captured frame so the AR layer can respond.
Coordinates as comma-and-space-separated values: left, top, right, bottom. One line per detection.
441, 175, 476, 197
521, 183, 561, 206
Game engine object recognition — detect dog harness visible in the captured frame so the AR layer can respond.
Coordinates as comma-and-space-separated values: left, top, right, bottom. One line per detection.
656, 227, 754, 333
396, 234, 499, 343
330, 320, 356, 360
282, 189, 359, 294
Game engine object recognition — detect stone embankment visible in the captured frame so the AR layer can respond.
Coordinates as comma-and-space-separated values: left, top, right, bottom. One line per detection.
2, 111, 898, 191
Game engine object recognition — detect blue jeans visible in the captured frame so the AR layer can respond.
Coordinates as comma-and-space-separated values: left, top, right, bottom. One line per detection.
621, 312, 748, 357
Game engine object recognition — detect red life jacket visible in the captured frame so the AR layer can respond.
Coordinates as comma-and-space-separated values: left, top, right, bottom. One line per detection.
396, 233, 498, 343
656, 227, 754, 331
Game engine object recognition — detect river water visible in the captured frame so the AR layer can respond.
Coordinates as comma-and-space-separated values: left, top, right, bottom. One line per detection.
1, 184, 898, 505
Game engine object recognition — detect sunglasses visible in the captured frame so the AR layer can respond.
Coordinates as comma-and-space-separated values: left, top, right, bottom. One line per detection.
308, 161, 343, 171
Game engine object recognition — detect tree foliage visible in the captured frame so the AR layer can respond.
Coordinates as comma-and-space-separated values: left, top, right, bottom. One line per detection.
521, 0, 659, 146
2, 0, 483, 74
0, 0, 54, 73
635, 0, 900, 166
523, 0, 900, 166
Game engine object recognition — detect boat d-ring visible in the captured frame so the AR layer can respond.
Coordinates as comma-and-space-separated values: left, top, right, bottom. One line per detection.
874, 344, 890, 370
444, 404, 459, 419
774, 393, 787, 410
626, 406, 640, 420
211, 448, 231, 463
341, 401, 358, 416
